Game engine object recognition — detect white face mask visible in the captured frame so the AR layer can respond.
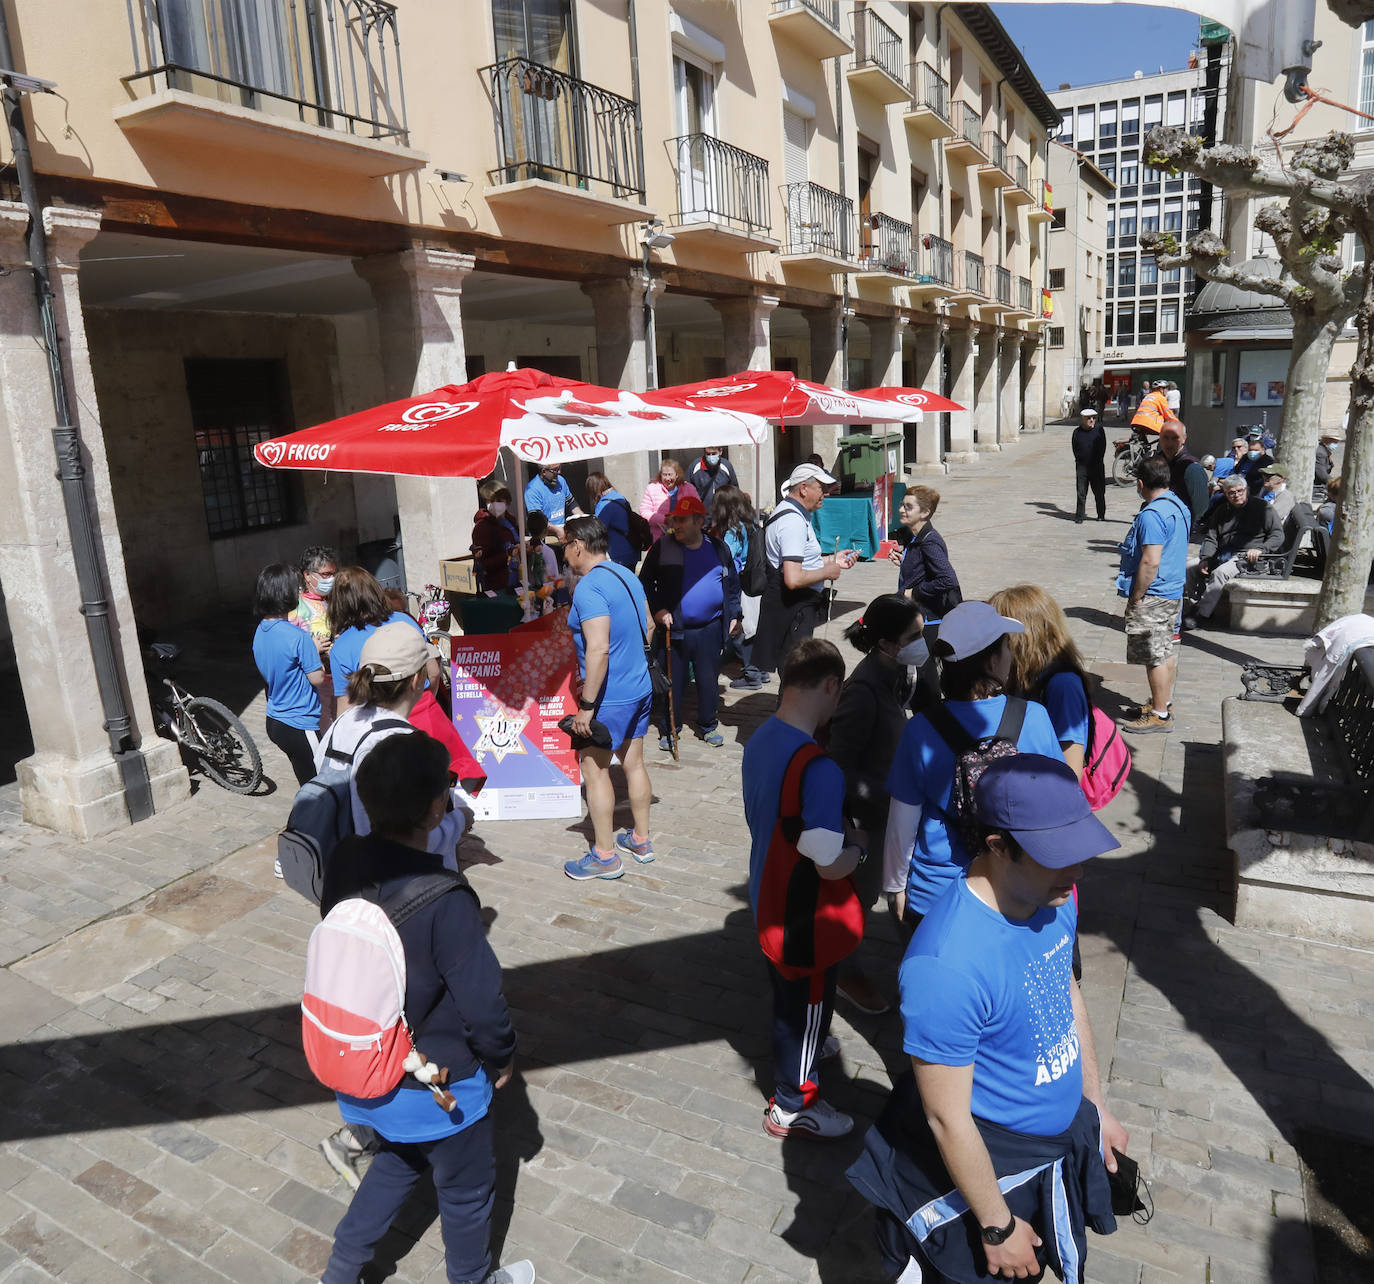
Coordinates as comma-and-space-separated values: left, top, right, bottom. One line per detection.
895, 638, 930, 668
488, 501, 508, 517
313, 575, 334, 595
705, 453, 721, 466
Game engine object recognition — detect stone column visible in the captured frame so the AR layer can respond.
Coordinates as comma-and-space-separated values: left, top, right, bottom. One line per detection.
354, 247, 476, 590
0, 204, 188, 836
713, 294, 779, 504
998, 333, 1022, 446
945, 325, 978, 463
803, 303, 844, 467
973, 325, 1000, 451
867, 313, 908, 467
1021, 333, 1045, 433
907, 321, 945, 476
582, 274, 661, 503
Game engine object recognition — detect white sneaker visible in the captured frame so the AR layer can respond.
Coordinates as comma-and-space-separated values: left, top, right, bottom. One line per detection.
273, 857, 284, 878
485, 1263, 535, 1284
763, 1097, 853, 1140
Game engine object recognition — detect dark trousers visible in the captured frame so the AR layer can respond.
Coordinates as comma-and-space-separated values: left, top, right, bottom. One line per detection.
1075, 459, 1107, 520
767, 962, 837, 1112
264, 716, 318, 787
660, 621, 724, 734
323, 1114, 495, 1284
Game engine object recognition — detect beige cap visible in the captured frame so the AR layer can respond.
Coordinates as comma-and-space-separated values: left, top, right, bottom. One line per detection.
359, 620, 439, 680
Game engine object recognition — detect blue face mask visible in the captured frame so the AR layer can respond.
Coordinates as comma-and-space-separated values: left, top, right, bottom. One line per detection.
313, 575, 334, 595
1247, 449, 1261, 459
706, 453, 721, 466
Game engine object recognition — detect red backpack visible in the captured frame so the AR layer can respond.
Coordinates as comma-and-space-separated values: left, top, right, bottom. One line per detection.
755, 743, 864, 979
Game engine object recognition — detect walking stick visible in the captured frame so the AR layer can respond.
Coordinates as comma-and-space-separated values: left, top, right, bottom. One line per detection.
665, 635, 679, 761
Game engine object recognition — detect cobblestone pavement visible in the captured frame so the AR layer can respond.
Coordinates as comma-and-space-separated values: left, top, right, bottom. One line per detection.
2, 426, 1370, 1284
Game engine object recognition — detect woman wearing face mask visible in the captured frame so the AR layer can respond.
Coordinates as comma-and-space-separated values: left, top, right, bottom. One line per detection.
640, 458, 686, 542
470, 482, 520, 590
689, 447, 739, 504
882, 601, 1064, 937
827, 594, 927, 1014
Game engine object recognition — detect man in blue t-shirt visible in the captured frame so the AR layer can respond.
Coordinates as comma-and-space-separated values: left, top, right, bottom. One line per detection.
523, 463, 581, 540
848, 755, 1126, 1284
1116, 454, 1190, 735
743, 639, 863, 1142
638, 491, 741, 751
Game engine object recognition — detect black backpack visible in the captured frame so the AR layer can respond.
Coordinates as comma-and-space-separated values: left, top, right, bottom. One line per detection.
616, 499, 654, 554
924, 698, 1027, 857
740, 509, 792, 597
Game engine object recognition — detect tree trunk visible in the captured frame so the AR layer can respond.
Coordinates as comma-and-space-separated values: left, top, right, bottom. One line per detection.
1316, 261, 1374, 630
1276, 310, 1341, 505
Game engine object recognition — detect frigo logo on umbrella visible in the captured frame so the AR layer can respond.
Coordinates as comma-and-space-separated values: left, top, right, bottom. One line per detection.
378, 401, 479, 431
511, 431, 611, 461
255, 440, 337, 466
691, 382, 756, 397
896, 392, 929, 407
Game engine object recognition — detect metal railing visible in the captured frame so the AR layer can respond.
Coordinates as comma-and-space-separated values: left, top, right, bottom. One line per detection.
484, 57, 643, 199
851, 6, 905, 85
1013, 156, 1029, 190
924, 234, 954, 286
771, 0, 842, 27
962, 250, 985, 295
982, 132, 1007, 171
860, 211, 913, 275
993, 264, 1011, 305
909, 61, 948, 119
955, 101, 981, 148
668, 134, 770, 233
783, 180, 855, 258
123, 0, 409, 141
1017, 275, 1033, 313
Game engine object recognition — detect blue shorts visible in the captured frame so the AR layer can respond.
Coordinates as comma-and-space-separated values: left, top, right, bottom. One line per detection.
595, 694, 652, 748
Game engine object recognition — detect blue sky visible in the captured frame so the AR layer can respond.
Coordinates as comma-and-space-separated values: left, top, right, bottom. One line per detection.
992, 4, 1204, 92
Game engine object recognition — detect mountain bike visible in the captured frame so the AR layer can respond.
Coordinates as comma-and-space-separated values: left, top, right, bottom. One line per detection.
1111, 430, 1156, 486
145, 643, 263, 794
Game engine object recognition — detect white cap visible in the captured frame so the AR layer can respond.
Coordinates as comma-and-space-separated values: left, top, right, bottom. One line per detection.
1080, 406, 1098, 417
933, 601, 1025, 661
780, 462, 837, 496
360, 621, 439, 680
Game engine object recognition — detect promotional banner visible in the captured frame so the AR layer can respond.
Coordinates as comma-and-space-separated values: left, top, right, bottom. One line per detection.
872, 472, 894, 541
450, 610, 582, 821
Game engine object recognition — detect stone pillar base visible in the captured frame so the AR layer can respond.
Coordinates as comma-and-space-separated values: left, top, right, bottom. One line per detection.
19, 739, 189, 840
905, 461, 947, 477
974, 441, 1002, 453
945, 451, 981, 465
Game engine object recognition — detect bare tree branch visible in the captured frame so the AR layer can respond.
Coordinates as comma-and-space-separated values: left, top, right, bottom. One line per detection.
1140, 229, 1298, 302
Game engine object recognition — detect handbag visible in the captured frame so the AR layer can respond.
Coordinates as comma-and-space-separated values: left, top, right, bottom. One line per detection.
591, 566, 670, 699
556, 712, 613, 751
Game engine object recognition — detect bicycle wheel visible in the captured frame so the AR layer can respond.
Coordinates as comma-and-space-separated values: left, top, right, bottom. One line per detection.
1111, 447, 1135, 487
183, 697, 263, 794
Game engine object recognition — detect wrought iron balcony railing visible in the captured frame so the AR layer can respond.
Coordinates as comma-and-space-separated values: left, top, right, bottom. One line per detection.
982, 132, 1007, 171
962, 250, 985, 296
771, 0, 842, 27
783, 180, 855, 258
669, 134, 770, 233
1017, 275, 1033, 313
993, 264, 1011, 305
1013, 156, 1029, 190
909, 61, 949, 119
851, 6, 905, 85
924, 234, 954, 286
123, 0, 409, 141
484, 57, 643, 199
860, 212, 913, 275
955, 101, 982, 147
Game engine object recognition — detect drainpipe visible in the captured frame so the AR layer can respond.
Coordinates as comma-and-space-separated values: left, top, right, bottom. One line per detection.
0, 8, 154, 822
627, 0, 646, 205
834, 57, 849, 385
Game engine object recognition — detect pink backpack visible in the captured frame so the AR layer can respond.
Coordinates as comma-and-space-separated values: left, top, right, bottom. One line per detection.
1082, 703, 1131, 811
301, 874, 466, 1107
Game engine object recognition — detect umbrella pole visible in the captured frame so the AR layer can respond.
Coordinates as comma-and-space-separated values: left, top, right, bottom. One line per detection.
506, 449, 532, 615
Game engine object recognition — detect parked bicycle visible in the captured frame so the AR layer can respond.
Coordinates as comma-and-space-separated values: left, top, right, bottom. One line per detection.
145, 642, 263, 794
1112, 429, 1157, 486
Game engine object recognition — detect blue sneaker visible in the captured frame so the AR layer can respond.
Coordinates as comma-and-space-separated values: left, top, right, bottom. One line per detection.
700, 727, 725, 748
614, 829, 655, 863
563, 850, 624, 880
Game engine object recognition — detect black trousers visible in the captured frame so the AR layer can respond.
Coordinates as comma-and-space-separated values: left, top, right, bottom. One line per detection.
265, 716, 318, 787
1075, 459, 1107, 520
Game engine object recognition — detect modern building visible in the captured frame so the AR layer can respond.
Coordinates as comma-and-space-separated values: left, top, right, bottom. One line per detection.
0, 0, 1067, 836
1044, 142, 1114, 417
1050, 58, 1228, 404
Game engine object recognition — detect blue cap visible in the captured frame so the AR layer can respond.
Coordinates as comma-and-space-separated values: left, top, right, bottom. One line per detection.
973, 754, 1120, 869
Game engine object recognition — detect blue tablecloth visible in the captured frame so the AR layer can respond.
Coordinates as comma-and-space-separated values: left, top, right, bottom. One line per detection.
812, 496, 881, 560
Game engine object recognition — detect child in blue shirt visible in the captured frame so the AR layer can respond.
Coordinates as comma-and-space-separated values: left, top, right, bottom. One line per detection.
251, 563, 327, 785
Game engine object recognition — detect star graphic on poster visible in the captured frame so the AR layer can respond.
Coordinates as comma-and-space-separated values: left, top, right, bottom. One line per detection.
473, 709, 530, 763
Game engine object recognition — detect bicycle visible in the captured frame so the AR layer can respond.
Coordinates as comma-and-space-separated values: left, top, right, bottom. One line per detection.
1111, 430, 1157, 486
145, 642, 263, 794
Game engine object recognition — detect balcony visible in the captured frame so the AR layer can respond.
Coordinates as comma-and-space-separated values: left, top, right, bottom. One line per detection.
945, 102, 987, 163
984, 264, 1013, 315
904, 62, 954, 139
855, 212, 914, 284
909, 233, 954, 298
1018, 275, 1034, 315
977, 132, 1013, 185
116, 0, 427, 176
768, 0, 852, 60
1003, 155, 1035, 207
781, 181, 857, 273
847, 7, 908, 104
1027, 179, 1054, 224
483, 58, 647, 223
667, 134, 777, 252
957, 250, 986, 301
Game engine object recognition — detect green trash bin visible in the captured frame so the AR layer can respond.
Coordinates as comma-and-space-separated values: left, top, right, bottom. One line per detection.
837, 431, 903, 492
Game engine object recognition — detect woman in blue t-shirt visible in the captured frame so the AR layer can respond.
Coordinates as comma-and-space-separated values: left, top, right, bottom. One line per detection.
585, 470, 639, 569
883, 601, 1065, 933
990, 584, 1092, 782
251, 563, 328, 785
326, 567, 437, 713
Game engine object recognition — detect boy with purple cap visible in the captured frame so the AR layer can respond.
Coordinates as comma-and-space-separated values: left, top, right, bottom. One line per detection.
850, 754, 1128, 1284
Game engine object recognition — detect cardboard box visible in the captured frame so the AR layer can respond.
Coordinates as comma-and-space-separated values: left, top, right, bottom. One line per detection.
439, 555, 479, 595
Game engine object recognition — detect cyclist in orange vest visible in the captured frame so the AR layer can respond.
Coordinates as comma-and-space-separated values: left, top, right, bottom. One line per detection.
1131, 381, 1172, 436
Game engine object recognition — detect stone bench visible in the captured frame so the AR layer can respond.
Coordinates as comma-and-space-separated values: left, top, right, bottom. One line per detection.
1221, 660, 1374, 946
1225, 577, 1374, 636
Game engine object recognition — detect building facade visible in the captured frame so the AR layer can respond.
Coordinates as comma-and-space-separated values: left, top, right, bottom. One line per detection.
1051, 60, 1227, 405
0, 0, 1067, 835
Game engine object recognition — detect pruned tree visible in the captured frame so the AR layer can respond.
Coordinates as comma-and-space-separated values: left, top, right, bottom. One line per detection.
1145, 125, 1373, 628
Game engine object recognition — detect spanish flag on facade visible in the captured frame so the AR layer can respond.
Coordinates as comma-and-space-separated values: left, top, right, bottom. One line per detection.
1042, 290, 1054, 318
1043, 182, 1054, 215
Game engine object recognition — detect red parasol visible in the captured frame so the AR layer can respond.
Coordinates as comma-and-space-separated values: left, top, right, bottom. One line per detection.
850, 386, 966, 414
646, 370, 923, 425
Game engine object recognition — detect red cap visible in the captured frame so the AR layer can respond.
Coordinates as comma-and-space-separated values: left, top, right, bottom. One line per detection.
670, 492, 706, 517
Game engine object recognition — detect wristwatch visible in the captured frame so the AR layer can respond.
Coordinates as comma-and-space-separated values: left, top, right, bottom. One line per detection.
980, 1213, 1017, 1245
577, 697, 597, 711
